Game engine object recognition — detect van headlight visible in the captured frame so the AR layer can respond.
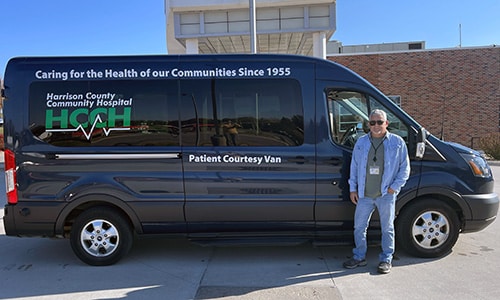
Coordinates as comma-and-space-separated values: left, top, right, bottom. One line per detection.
460, 153, 492, 178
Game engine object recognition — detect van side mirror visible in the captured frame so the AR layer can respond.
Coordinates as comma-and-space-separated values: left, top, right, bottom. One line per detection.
415, 127, 427, 159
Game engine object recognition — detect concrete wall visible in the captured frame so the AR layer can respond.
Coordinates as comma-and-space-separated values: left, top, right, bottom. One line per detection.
329, 46, 500, 148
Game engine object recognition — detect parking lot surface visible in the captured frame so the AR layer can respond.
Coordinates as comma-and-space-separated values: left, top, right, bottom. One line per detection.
0, 165, 499, 300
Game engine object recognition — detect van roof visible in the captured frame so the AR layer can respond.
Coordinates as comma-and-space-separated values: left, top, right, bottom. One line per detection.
4, 53, 365, 85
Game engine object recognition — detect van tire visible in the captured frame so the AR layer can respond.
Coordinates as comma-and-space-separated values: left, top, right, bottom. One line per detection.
396, 199, 460, 258
70, 207, 133, 266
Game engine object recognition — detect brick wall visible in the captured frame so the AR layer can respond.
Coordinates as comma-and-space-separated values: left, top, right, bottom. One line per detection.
328, 47, 500, 148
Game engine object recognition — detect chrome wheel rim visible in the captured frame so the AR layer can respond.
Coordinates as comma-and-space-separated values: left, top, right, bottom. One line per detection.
80, 219, 119, 257
411, 211, 450, 249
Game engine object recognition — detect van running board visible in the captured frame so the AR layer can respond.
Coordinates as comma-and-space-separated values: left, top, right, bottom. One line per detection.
313, 235, 381, 247
189, 236, 361, 247
189, 237, 310, 247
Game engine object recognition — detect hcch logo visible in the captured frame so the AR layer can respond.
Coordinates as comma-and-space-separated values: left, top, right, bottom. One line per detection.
45, 107, 131, 140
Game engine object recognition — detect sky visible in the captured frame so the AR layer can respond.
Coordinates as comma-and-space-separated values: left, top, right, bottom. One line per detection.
1, 0, 499, 78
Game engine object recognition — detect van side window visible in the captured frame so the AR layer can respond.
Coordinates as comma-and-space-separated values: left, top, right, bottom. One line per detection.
326, 89, 408, 148
327, 90, 369, 148
181, 79, 304, 147
29, 80, 180, 147
29, 78, 303, 148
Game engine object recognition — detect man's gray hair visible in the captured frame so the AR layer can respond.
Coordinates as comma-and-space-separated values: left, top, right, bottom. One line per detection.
370, 109, 387, 120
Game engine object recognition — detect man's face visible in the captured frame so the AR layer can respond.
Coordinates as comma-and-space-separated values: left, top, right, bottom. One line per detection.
369, 113, 388, 138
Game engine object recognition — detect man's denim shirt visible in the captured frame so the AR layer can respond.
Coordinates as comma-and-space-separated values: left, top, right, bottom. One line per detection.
349, 132, 410, 199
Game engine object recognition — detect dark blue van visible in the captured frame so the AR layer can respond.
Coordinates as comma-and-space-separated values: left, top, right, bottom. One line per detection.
2, 54, 498, 265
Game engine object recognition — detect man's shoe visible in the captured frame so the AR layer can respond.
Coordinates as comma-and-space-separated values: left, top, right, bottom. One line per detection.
378, 262, 391, 274
343, 258, 367, 269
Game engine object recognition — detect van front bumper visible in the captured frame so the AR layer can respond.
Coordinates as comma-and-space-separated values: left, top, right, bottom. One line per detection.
462, 193, 499, 232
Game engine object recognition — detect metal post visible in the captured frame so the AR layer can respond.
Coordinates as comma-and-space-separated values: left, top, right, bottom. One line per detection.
459, 23, 462, 48
249, 0, 257, 53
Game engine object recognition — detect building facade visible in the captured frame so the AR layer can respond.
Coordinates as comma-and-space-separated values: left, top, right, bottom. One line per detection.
328, 46, 500, 147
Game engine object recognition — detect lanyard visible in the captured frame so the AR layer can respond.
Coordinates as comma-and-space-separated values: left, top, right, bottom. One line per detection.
369, 135, 386, 162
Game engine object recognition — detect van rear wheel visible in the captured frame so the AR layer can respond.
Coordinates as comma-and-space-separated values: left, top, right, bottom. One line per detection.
396, 199, 460, 258
70, 207, 133, 266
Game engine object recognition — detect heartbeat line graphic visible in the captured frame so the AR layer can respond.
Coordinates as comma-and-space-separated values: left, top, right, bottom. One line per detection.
46, 114, 130, 140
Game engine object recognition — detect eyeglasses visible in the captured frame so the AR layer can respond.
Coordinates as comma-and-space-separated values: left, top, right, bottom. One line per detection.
369, 120, 385, 126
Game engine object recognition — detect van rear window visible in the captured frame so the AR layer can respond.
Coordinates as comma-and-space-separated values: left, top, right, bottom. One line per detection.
29, 78, 303, 147
30, 80, 180, 147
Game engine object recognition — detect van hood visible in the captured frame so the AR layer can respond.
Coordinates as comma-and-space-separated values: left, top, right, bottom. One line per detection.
445, 141, 481, 156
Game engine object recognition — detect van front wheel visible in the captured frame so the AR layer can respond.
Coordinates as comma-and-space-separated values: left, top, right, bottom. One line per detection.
70, 207, 133, 266
396, 199, 460, 258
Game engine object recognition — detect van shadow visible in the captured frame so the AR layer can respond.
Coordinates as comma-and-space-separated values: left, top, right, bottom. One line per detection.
122, 237, 445, 299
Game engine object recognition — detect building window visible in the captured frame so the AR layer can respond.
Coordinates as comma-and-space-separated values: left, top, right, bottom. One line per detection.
409, 43, 423, 50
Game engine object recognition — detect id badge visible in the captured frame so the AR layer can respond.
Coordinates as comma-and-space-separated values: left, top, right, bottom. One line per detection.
369, 165, 380, 175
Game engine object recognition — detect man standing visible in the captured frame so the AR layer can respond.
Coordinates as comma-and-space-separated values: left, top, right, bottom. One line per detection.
343, 109, 410, 274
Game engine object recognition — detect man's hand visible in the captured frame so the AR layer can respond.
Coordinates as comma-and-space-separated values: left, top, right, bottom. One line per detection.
350, 191, 359, 205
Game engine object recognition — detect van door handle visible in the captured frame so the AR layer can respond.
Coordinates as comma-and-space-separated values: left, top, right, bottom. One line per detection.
288, 156, 306, 164
327, 157, 342, 166
225, 177, 243, 183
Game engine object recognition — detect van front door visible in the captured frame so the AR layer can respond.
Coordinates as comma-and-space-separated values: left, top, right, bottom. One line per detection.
314, 84, 411, 237
314, 87, 367, 236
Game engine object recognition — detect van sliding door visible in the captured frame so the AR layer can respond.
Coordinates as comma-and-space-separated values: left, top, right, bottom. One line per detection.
180, 77, 316, 235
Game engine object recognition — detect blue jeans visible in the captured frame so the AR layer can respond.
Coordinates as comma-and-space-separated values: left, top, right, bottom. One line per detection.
352, 193, 396, 263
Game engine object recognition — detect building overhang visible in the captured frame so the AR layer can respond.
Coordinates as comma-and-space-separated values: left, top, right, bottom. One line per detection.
165, 0, 336, 55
